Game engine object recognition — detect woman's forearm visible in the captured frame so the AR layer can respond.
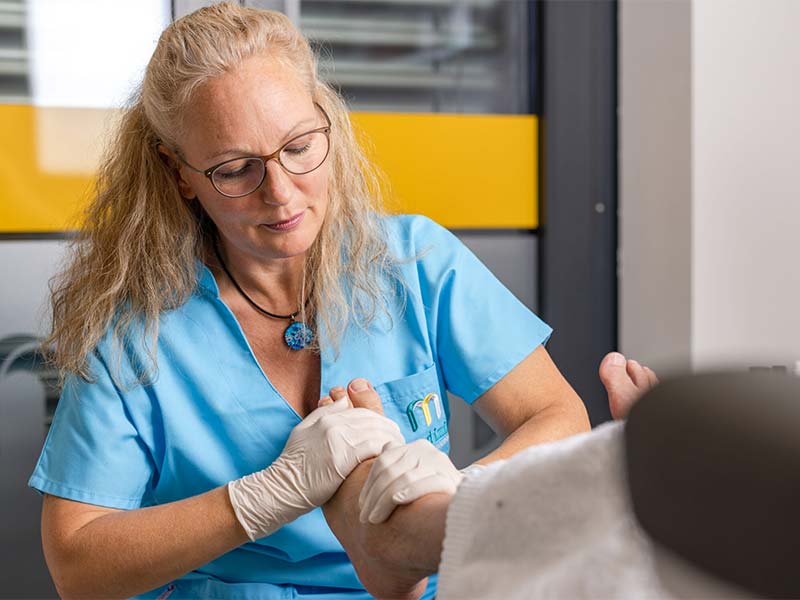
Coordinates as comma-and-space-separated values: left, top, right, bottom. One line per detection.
43, 485, 248, 599
477, 400, 591, 465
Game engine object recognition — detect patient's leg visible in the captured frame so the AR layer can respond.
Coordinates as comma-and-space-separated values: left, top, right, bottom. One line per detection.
321, 380, 451, 600
599, 352, 659, 419
324, 460, 449, 599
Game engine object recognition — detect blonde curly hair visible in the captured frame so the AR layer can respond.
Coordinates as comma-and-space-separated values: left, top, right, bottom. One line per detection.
45, 2, 401, 386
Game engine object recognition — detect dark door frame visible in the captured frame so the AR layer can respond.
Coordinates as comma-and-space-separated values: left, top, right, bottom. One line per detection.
537, 0, 618, 425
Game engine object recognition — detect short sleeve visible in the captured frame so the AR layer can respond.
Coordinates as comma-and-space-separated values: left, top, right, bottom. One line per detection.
28, 349, 156, 509
398, 215, 553, 404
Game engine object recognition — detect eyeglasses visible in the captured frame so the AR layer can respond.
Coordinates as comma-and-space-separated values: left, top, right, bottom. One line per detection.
177, 104, 332, 198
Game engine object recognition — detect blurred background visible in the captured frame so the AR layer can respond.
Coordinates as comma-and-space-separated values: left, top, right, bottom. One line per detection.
1, 0, 798, 596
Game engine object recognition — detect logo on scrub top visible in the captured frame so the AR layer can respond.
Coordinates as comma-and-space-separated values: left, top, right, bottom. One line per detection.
405, 393, 449, 448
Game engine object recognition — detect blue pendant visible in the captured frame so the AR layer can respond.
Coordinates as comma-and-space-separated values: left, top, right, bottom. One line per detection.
284, 321, 313, 350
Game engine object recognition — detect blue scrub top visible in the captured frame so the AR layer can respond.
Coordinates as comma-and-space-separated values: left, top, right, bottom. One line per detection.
28, 215, 552, 599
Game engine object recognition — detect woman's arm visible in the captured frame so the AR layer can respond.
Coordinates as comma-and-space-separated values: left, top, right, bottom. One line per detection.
321, 352, 652, 598
42, 486, 247, 599
43, 398, 403, 599
471, 345, 591, 464
42, 385, 403, 599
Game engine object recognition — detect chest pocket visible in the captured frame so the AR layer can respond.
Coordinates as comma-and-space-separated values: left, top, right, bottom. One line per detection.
373, 364, 450, 453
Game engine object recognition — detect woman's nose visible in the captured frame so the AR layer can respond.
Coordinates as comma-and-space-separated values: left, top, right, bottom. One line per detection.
258, 158, 293, 206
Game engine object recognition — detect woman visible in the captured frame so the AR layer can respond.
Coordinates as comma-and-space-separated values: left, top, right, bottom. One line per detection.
28, 3, 619, 598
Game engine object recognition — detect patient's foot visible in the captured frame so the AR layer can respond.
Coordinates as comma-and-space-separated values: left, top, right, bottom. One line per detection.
321, 379, 385, 413
599, 352, 659, 420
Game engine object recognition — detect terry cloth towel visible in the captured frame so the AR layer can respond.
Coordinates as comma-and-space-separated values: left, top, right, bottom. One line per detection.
437, 422, 669, 600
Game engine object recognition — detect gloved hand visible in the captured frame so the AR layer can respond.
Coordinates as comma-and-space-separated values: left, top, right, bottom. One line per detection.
358, 438, 464, 524
228, 395, 404, 541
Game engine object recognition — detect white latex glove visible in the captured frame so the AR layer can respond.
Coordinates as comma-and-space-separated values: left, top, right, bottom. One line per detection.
228, 395, 404, 541
358, 438, 464, 524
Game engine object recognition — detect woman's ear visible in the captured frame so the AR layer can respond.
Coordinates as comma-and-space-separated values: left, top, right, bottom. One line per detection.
156, 143, 197, 200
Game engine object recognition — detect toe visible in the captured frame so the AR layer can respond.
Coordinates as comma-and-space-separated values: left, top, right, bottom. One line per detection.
644, 366, 660, 388
348, 378, 385, 415
329, 386, 348, 402
599, 352, 628, 389
318, 395, 334, 407
599, 352, 640, 420
626, 359, 650, 389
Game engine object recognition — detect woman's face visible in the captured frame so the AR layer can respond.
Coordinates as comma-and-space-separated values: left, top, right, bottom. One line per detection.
175, 55, 329, 263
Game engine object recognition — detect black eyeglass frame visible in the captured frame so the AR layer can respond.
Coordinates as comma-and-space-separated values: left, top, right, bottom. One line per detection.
176, 103, 332, 198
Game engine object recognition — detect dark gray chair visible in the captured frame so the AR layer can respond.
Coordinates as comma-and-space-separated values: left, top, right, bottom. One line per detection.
625, 372, 800, 599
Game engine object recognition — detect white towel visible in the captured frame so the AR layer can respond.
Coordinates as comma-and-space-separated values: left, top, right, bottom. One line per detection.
437, 422, 669, 599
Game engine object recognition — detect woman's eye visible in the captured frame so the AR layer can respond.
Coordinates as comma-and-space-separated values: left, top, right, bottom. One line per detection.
284, 143, 311, 156
216, 161, 253, 179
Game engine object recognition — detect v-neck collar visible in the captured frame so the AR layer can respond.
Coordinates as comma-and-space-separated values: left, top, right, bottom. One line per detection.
195, 259, 221, 298
193, 257, 324, 423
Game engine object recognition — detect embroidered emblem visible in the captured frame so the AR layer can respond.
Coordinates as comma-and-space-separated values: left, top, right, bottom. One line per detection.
405, 393, 449, 448
406, 393, 442, 431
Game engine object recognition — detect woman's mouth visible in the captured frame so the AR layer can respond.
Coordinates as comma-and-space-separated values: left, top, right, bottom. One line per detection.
263, 211, 305, 232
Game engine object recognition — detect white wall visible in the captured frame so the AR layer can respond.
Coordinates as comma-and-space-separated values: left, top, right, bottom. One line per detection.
620, 0, 692, 376
621, 0, 800, 373
692, 0, 800, 370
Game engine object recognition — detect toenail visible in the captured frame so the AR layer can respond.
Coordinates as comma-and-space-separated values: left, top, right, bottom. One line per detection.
350, 378, 368, 392
611, 352, 626, 366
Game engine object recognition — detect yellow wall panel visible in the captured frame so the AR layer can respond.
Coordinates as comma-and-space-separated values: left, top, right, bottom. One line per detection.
352, 112, 538, 229
0, 105, 538, 232
0, 105, 99, 233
